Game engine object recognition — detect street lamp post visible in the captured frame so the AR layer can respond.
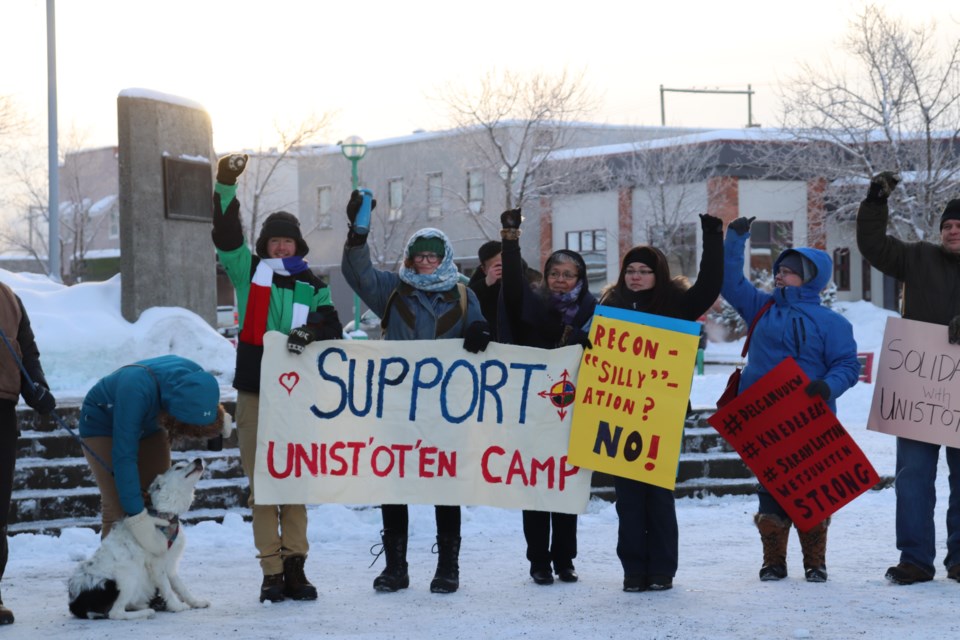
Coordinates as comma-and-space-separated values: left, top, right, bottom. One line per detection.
340, 135, 368, 338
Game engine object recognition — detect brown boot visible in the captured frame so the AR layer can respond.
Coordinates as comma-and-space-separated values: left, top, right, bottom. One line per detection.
798, 518, 830, 582
755, 513, 791, 581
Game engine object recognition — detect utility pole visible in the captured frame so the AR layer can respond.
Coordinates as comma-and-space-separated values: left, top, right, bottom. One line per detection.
46, 0, 61, 282
660, 84, 758, 128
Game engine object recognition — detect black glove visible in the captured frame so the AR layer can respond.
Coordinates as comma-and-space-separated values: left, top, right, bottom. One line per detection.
949, 315, 960, 345
805, 380, 831, 402
287, 325, 319, 355
727, 216, 756, 236
500, 208, 522, 229
463, 321, 493, 353
572, 332, 592, 350
699, 213, 723, 234
216, 154, 248, 185
30, 384, 56, 415
866, 171, 900, 201
346, 189, 377, 226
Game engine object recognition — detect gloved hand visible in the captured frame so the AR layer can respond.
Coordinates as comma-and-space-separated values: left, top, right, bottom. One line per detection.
216, 153, 248, 185
500, 208, 523, 229
699, 213, 723, 234
805, 380, 832, 402
463, 321, 493, 353
572, 332, 592, 350
287, 325, 318, 355
30, 384, 56, 416
127, 509, 171, 556
949, 315, 960, 344
727, 216, 756, 236
346, 189, 377, 226
867, 171, 900, 201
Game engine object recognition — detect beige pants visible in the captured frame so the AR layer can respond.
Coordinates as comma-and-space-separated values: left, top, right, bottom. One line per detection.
82, 429, 171, 538
236, 390, 309, 575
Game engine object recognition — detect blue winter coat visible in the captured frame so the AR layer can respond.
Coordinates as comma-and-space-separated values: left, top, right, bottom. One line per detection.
79, 355, 221, 516
721, 231, 860, 413
342, 234, 484, 341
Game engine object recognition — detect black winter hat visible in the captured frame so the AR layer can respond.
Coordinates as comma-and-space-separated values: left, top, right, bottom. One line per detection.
940, 199, 960, 230
477, 240, 502, 264
622, 246, 658, 273
255, 211, 309, 258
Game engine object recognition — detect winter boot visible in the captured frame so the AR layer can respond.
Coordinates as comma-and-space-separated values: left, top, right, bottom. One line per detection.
798, 518, 829, 583
283, 554, 318, 600
755, 513, 791, 581
0, 588, 12, 625
373, 531, 409, 592
430, 534, 461, 594
259, 573, 285, 603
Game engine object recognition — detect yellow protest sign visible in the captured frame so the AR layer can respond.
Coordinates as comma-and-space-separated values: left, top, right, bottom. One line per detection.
568, 305, 700, 489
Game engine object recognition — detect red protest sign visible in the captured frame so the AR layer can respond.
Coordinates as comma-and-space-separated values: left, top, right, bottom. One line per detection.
707, 358, 880, 531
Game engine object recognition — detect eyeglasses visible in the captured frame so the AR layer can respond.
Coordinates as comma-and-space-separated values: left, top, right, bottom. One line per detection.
625, 268, 654, 277
412, 253, 441, 263
547, 270, 579, 281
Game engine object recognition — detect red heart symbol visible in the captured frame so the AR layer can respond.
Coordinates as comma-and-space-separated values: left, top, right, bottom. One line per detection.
279, 372, 300, 395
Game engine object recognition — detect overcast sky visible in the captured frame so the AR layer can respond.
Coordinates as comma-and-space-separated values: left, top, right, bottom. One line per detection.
2, 0, 959, 154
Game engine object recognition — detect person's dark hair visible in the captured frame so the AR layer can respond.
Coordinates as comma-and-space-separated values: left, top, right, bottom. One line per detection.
600, 245, 684, 314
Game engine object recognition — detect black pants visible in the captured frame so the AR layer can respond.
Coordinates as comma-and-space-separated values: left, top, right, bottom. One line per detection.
0, 400, 18, 581
380, 504, 460, 537
522, 510, 577, 569
614, 476, 678, 578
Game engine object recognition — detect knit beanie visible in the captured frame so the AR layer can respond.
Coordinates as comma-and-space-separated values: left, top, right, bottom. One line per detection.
622, 247, 658, 273
779, 252, 817, 284
477, 240, 501, 264
940, 199, 960, 229
408, 236, 445, 258
255, 211, 308, 257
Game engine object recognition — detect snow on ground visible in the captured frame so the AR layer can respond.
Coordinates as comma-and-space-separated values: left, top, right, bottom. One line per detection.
4, 270, 960, 639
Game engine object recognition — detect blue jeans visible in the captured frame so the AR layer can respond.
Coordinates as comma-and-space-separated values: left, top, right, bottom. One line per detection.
895, 436, 960, 575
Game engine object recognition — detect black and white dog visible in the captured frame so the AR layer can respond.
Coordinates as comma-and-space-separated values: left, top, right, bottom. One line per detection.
68, 458, 208, 620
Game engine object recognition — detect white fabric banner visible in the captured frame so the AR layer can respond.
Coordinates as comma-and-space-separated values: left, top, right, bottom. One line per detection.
254, 332, 592, 514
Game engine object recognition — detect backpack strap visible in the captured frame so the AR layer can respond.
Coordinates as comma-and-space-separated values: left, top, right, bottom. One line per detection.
435, 283, 468, 336
382, 282, 469, 337
380, 283, 417, 333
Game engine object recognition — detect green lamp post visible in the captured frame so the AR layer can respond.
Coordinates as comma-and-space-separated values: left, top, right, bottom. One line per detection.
340, 135, 368, 338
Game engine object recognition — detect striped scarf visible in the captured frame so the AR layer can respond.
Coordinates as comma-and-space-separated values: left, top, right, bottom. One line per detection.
239, 257, 312, 346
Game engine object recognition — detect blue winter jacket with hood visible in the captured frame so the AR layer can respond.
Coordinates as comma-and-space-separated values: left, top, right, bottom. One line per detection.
79, 355, 221, 516
721, 230, 860, 413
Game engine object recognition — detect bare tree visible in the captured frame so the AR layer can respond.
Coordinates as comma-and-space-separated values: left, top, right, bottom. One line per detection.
235, 113, 333, 250
618, 139, 725, 276
437, 68, 602, 238
775, 4, 960, 242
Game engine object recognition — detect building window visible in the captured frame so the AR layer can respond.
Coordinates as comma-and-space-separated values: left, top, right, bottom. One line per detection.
427, 172, 442, 219
467, 170, 484, 214
316, 186, 332, 230
750, 221, 793, 250
833, 247, 850, 291
861, 257, 873, 302
565, 229, 607, 286
388, 178, 403, 222
109, 207, 120, 239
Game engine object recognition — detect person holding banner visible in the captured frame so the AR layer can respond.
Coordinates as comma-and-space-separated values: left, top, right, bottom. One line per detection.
723, 218, 860, 583
857, 172, 960, 585
498, 208, 597, 586
342, 190, 492, 595
213, 154, 343, 603
598, 213, 724, 592
0, 280, 56, 625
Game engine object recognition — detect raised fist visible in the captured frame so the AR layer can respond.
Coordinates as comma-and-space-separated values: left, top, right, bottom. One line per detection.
727, 216, 756, 236
500, 208, 523, 230
346, 189, 377, 225
867, 171, 900, 201
699, 213, 723, 234
217, 154, 248, 185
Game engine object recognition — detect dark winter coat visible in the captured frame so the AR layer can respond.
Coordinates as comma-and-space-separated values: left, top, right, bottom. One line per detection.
499, 238, 596, 349
856, 197, 960, 325
0, 282, 50, 406
467, 269, 502, 338
212, 183, 341, 392
722, 231, 860, 413
79, 355, 221, 516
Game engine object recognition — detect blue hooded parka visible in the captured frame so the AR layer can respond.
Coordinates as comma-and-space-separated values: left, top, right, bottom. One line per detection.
79, 355, 220, 515
721, 231, 860, 413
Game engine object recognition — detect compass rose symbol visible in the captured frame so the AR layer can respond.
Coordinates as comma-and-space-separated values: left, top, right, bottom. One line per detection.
538, 369, 576, 420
